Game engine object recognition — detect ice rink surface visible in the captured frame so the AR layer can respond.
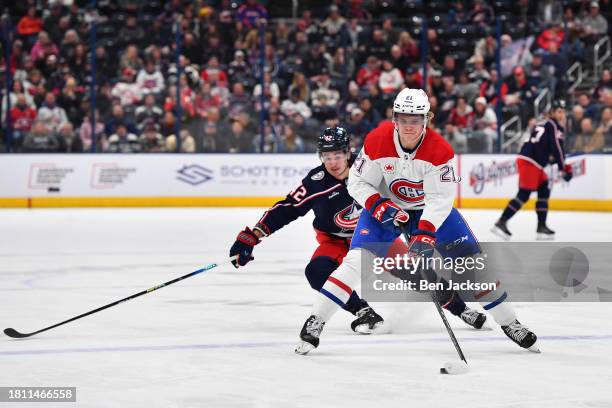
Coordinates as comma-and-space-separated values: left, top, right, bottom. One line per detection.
1, 207, 611, 408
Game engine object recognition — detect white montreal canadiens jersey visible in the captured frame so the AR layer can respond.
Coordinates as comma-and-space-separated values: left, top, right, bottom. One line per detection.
348, 121, 459, 231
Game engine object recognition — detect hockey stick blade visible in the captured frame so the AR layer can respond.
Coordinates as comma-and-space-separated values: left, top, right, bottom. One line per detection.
4, 263, 219, 339
4, 328, 30, 338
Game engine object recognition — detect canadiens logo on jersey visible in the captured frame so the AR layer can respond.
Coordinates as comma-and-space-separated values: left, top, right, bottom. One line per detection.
334, 202, 362, 230
390, 179, 425, 203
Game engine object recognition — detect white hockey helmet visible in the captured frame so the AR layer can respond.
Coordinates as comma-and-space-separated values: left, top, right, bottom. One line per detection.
393, 88, 430, 116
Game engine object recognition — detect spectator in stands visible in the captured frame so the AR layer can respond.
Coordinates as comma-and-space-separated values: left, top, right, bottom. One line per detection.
80, 110, 106, 152
578, 1, 608, 40
227, 50, 252, 87
456, 71, 480, 103
468, 54, 491, 85
310, 68, 341, 120
135, 94, 163, 131
329, 47, 355, 86
537, 0, 563, 28
471, 29, 497, 68
378, 59, 403, 95
105, 104, 138, 137
9, 93, 37, 150
17, 6, 43, 49
56, 122, 83, 153
37, 92, 68, 132
576, 92, 599, 119
227, 120, 253, 153
443, 122, 468, 153
30, 31, 58, 66
501, 66, 537, 123
106, 124, 141, 153
253, 72, 280, 111
449, 97, 474, 132
112, 67, 142, 108
118, 16, 145, 49
288, 72, 310, 103
236, 0, 268, 30
571, 117, 602, 153
536, 24, 564, 52
139, 120, 165, 153
346, 107, 372, 145
593, 69, 611, 101
281, 88, 312, 119
472, 97, 498, 153
201, 56, 229, 88
119, 45, 143, 75
58, 76, 84, 127
356, 55, 381, 89
321, 5, 347, 42
467, 0, 495, 27
570, 105, 585, 135
302, 44, 331, 81
360, 29, 389, 61
22, 121, 59, 152
1, 80, 34, 118
279, 125, 305, 153
166, 129, 196, 153
136, 60, 165, 99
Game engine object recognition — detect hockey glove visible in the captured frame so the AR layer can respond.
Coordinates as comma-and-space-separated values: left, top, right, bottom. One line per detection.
407, 230, 436, 259
230, 227, 260, 268
562, 164, 573, 182
369, 198, 409, 227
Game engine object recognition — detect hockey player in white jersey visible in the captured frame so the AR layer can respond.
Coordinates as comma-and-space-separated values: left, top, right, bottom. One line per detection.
295, 88, 540, 355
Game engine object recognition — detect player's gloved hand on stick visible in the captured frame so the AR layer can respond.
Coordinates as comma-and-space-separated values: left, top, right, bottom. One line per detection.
369, 198, 409, 227
562, 164, 573, 182
229, 227, 260, 268
407, 229, 436, 259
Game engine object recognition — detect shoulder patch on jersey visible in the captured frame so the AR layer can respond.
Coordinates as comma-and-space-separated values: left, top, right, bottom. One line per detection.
363, 121, 399, 160
311, 170, 324, 181
414, 128, 454, 166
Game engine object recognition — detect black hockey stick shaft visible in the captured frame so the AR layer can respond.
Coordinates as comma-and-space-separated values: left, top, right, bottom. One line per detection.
402, 230, 467, 363
4, 263, 218, 339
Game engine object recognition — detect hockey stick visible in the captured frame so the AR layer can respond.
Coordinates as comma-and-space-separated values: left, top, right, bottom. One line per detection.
401, 229, 468, 372
4, 263, 219, 339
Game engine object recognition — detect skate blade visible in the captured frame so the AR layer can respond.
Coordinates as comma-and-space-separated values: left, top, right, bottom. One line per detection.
536, 233, 555, 241
491, 226, 510, 241
527, 342, 541, 353
294, 341, 315, 355
354, 321, 384, 335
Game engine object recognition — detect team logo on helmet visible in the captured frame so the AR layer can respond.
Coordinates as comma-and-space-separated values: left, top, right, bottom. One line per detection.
389, 179, 425, 203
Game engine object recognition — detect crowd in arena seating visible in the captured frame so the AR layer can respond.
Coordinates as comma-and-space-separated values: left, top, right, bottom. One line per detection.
0, 0, 610, 154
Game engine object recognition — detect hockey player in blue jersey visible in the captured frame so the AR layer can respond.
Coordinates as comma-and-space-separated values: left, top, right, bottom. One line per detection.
493, 100, 573, 240
229, 127, 385, 333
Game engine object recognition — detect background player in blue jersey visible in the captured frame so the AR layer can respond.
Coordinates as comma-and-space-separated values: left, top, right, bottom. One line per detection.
229, 127, 386, 333
493, 100, 573, 240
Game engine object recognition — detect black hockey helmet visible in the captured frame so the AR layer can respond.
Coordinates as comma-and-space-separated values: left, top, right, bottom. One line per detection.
317, 127, 349, 153
551, 99, 567, 110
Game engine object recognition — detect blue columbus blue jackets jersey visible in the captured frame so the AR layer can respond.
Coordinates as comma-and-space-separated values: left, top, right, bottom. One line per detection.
255, 156, 362, 238
519, 118, 566, 169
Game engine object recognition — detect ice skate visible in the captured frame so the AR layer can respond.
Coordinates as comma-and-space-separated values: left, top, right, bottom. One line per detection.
502, 319, 540, 352
491, 219, 512, 240
295, 315, 326, 355
536, 223, 555, 241
350, 306, 384, 334
460, 307, 486, 329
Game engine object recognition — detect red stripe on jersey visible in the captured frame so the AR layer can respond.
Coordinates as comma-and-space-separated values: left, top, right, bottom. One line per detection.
414, 128, 455, 166
363, 121, 399, 160
327, 276, 353, 295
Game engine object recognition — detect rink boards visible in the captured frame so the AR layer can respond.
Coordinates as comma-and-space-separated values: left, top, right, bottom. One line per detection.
1, 153, 611, 211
